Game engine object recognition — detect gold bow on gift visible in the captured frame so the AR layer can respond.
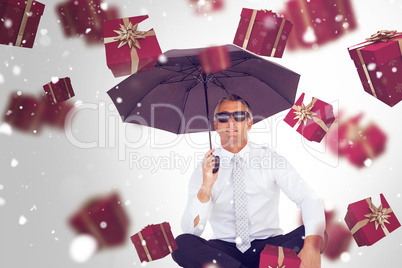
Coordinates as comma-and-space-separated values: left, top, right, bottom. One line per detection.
365, 30, 398, 43
292, 98, 329, 132
268, 265, 286, 268
351, 198, 393, 236
293, 102, 317, 126
364, 203, 392, 230
104, 18, 156, 74
113, 22, 148, 49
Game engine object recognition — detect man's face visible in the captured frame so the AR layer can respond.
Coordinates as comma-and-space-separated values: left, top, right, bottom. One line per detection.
213, 101, 253, 148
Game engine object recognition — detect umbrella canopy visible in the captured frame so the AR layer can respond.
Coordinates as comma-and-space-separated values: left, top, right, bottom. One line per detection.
108, 44, 300, 144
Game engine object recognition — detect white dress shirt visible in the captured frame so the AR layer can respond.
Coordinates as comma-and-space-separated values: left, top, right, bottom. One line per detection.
181, 142, 325, 243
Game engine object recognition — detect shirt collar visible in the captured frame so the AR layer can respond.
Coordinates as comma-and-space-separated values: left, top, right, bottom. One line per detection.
218, 141, 251, 160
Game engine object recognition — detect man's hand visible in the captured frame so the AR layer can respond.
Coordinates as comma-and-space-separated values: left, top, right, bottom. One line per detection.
197, 149, 219, 203
298, 235, 322, 268
194, 149, 219, 227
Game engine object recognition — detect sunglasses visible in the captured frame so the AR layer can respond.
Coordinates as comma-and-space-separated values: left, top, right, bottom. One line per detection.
215, 111, 250, 123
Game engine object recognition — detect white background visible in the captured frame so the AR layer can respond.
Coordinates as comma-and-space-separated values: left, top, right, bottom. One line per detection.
1, 0, 402, 267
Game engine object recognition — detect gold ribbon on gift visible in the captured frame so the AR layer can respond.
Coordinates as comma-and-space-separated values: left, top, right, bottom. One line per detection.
104, 18, 155, 74
15, 0, 34, 46
292, 98, 329, 132
138, 231, 153, 262
268, 246, 286, 268
46, 79, 73, 104
350, 198, 393, 236
242, 9, 258, 49
366, 30, 399, 43
271, 18, 286, 57
356, 46, 378, 99
159, 223, 173, 253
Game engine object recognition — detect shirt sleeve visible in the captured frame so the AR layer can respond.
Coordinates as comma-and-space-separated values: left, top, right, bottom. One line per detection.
271, 152, 326, 238
181, 162, 212, 236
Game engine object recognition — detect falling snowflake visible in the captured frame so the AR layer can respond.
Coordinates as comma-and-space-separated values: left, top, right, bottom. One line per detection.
19, 215, 27, 225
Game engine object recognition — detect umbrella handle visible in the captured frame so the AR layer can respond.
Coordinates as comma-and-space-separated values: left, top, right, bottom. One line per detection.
212, 155, 220, 174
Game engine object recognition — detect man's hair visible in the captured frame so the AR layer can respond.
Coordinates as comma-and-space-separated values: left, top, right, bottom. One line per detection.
213, 94, 253, 122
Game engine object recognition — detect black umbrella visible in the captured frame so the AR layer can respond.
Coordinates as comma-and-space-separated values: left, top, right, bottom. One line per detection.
108, 44, 300, 172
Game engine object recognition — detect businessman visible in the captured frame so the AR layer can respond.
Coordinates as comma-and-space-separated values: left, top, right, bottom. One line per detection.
172, 94, 326, 268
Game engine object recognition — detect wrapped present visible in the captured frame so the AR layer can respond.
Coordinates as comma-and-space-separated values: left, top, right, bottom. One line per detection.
348, 30, 402, 107
233, 8, 293, 58
327, 113, 387, 168
103, 15, 162, 77
56, 0, 120, 44
284, 93, 335, 142
343, 123, 387, 167
3, 92, 44, 133
344, 194, 401, 247
198, 45, 230, 73
69, 193, 130, 248
0, 0, 45, 48
259, 244, 301, 268
131, 222, 177, 263
43, 77, 75, 105
284, 0, 356, 49
324, 223, 352, 260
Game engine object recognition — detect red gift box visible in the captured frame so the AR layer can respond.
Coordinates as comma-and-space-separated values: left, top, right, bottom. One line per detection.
104, 15, 162, 77
43, 77, 75, 105
284, 93, 335, 142
131, 222, 178, 263
344, 194, 401, 247
57, 0, 120, 44
284, 0, 356, 49
348, 31, 402, 107
3, 92, 44, 133
69, 193, 130, 248
259, 244, 301, 268
323, 223, 352, 260
233, 8, 293, 58
198, 45, 230, 73
0, 0, 45, 48
328, 113, 387, 168
343, 123, 387, 168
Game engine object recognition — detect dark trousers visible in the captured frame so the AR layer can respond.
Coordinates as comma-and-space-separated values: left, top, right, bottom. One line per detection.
172, 225, 305, 268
